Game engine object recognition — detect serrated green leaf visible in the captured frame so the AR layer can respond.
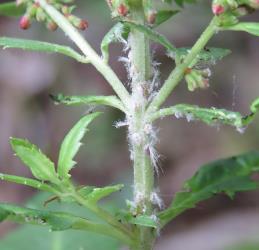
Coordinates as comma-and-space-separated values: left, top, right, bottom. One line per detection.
86, 184, 124, 204
0, 173, 57, 193
10, 138, 59, 183
0, 37, 88, 63
0, 203, 122, 239
57, 113, 101, 180
56, 184, 124, 204
173, 47, 231, 64
101, 22, 130, 63
50, 93, 125, 112
0, 203, 74, 230
151, 97, 259, 129
159, 151, 259, 227
0, 2, 25, 17
223, 22, 259, 36
154, 10, 179, 27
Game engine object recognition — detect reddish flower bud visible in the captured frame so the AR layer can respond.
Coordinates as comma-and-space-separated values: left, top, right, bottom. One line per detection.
147, 10, 157, 25
47, 21, 58, 31
78, 19, 88, 30
184, 68, 192, 75
117, 4, 128, 16
212, 4, 225, 15
19, 15, 31, 30
249, 0, 259, 9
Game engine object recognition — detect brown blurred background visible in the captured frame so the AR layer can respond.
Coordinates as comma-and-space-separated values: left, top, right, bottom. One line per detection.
0, 1, 259, 249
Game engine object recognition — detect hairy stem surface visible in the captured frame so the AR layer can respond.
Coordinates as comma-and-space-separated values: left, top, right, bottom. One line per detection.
128, 2, 155, 249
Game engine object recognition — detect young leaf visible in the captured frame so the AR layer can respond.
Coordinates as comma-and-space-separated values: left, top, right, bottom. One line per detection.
56, 185, 123, 204
0, 2, 25, 17
159, 151, 259, 227
123, 21, 177, 52
50, 93, 125, 112
10, 138, 59, 183
101, 22, 130, 63
57, 113, 101, 180
117, 211, 158, 228
0, 173, 57, 193
154, 10, 179, 27
85, 184, 124, 204
0, 37, 88, 63
171, 47, 231, 65
127, 215, 158, 228
223, 22, 259, 36
0, 203, 122, 239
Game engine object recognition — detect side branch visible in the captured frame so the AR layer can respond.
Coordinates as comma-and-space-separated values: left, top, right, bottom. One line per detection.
147, 17, 218, 112
148, 103, 259, 131
36, 0, 131, 108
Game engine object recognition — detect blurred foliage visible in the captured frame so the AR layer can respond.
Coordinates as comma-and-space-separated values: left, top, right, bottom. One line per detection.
0, 192, 121, 250
226, 242, 259, 250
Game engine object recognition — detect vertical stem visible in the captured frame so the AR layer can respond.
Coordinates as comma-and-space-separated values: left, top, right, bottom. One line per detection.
128, 2, 155, 249
52, 233, 62, 250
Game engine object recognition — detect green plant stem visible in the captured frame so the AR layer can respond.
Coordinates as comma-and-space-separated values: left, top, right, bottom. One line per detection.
35, 0, 131, 109
72, 218, 132, 244
128, 2, 155, 250
147, 17, 218, 113
52, 233, 62, 250
129, 9, 152, 84
148, 107, 178, 122
72, 192, 134, 245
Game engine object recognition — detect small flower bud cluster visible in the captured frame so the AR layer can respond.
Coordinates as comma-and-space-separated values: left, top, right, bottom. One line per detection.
106, 0, 159, 26
212, 0, 259, 17
184, 68, 211, 92
17, 0, 88, 31
106, 0, 130, 18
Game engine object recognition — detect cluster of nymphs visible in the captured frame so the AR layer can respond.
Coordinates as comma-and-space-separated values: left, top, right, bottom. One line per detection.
17, 0, 88, 31
212, 0, 259, 19
106, 0, 159, 25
